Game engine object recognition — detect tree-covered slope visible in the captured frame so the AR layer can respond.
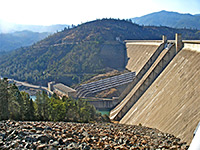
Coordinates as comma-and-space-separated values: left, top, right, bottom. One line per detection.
0, 78, 109, 122
131, 10, 200, 29
0, 30, 50, 54
0, 19, 199, 86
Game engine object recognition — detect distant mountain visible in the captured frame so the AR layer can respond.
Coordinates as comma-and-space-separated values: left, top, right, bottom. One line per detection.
0, 20, 68, 33
0, 19, 199, 86
131, 10, 200, 29
11, 24, 68, 33
0, 30, 50, 53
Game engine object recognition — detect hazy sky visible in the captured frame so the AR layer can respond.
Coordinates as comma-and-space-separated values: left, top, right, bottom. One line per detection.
0, 0, 199, 25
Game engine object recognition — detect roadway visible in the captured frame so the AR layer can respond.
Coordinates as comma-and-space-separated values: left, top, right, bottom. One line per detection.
8, 79, 53, 94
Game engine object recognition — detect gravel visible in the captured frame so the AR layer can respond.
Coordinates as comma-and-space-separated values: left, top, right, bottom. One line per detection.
0, 120, 189, 149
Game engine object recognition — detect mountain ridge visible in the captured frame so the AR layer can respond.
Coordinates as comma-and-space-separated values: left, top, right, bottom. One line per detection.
0, 19, 68, 33
131, 10, 200, 29
0, 19, 200, 86
0, 30, 50, 53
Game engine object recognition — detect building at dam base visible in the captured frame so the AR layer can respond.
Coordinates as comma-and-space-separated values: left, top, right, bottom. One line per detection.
110, 34, 200, 144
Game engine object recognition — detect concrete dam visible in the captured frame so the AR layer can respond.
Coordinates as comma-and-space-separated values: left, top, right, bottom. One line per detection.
110, 34, 200, 144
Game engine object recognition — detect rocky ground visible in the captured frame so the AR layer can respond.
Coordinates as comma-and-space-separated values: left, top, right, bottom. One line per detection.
0, 120, 189, 149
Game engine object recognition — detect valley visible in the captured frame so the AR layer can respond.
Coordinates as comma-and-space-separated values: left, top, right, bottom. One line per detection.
1, 17, 200, 148
0, 19, 199, 87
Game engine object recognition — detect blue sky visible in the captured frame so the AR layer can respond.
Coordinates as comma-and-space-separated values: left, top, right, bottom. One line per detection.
0, 0, 199, 25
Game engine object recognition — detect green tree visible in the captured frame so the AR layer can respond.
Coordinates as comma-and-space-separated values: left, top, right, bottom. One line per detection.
77, 99, 98, 122
64, 97, 79, 122
49, 97, 66, 121
21, 91, 35, 120
8, 84, 24, 120
29, 98, 35, 120
35, 91, 50, 121
0, 79, 109, 123
0, 78, 9, 120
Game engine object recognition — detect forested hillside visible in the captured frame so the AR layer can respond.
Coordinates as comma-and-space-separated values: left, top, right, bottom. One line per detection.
0, 78, 109, 122
131, 10, 200, 29
0, 19, 200, 86
0, 30, 49, 54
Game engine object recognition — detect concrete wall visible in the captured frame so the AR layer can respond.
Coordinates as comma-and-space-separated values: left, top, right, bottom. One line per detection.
118, 42, 165, 102
110, 41, 165, 120
176, 33, 183, 53
120, 42, 200, 144
87, 99, 119, 110
48, 81, 55, 92
110, 44, 177, 121
125, 41, 162, 72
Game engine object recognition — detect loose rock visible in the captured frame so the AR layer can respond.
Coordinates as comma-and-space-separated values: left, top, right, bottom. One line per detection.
0, 120, 189, 149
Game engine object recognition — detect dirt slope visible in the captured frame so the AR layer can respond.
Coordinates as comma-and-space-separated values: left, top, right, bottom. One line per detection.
120, 45, 200, 144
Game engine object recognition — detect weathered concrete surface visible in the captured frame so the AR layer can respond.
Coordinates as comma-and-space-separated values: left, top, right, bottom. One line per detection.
118, 42, 165, 103
87, 99, 119, 110
125, 42, 161, 72
120, 43, 200, 144
110, 46, 170, 121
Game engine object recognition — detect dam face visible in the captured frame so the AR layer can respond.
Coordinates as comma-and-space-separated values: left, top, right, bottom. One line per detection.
110, 35, 200, 144
110, 38, 169, 121
110, 41, 164, 120
125, 41, 162, 72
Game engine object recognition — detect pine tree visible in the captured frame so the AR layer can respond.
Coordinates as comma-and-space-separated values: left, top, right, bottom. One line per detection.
9, 84, 24, 120
35, 91, 50, 121
21, 91, 35, 121
35, 92, 43, 120
29, 98, 35, 121
0, 78, 9, 120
